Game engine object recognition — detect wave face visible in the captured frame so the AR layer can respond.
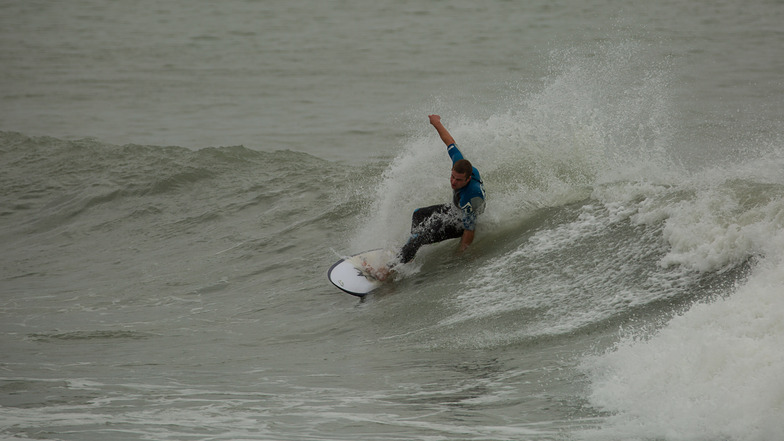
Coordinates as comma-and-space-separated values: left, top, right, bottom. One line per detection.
0, 131, 364, 310
345, 41, 784, 440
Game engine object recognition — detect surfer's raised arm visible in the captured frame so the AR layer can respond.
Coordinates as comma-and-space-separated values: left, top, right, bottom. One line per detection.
428, 114, 456, 147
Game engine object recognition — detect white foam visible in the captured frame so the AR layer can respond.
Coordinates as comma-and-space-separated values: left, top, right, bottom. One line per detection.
634, 152, 784, 273
580, 257, 784, 441
440, 200, 689, 341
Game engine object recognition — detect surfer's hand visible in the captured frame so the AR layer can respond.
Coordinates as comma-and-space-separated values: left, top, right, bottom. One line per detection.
428, 114, 441, 125
458, 230, 474, 252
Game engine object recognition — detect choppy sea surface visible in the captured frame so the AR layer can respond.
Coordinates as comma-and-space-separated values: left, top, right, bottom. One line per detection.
2, 1, 783, 440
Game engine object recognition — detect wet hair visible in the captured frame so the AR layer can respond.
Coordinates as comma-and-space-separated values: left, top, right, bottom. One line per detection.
452, 159, 473, 179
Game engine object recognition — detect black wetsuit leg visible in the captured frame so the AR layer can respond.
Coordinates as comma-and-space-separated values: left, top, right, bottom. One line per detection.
398, 204, 464, 263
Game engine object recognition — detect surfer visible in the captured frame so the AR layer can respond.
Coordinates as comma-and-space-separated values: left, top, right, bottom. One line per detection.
371, 115, 486, 281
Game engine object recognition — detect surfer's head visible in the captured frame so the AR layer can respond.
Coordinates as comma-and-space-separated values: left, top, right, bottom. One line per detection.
451, 159, 472, 190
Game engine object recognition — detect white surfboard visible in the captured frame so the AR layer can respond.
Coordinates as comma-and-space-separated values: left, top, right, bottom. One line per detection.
328, 249, 395, 296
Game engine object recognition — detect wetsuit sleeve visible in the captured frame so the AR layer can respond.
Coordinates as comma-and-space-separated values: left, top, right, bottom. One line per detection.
446, 143, 464, 164
461, 197, 483, 230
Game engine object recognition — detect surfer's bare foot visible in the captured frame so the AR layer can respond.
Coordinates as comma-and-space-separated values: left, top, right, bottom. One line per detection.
361, 261, 392, 281
373, 266, 392, 282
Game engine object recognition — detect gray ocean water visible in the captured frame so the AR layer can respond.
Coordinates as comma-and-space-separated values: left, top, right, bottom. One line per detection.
2, 1, 784, 440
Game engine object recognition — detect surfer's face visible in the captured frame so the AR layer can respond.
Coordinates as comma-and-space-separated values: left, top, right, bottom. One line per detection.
450, 170, 471, 190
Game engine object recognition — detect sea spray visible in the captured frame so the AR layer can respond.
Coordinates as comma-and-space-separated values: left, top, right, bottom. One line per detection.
351, 40, 675, 256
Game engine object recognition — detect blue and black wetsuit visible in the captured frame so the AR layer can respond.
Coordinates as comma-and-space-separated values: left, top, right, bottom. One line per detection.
398, 143, 486, 263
